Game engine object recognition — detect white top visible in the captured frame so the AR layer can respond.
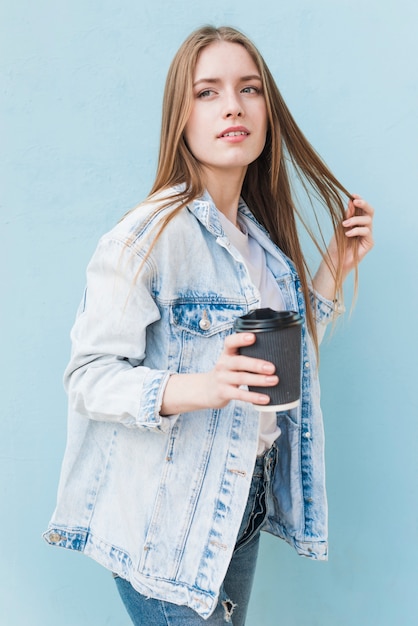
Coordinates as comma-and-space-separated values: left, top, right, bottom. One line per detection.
218, 211, 284, 455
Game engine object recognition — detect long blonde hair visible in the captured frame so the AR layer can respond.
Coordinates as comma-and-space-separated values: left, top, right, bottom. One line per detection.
137, 26, 358, 351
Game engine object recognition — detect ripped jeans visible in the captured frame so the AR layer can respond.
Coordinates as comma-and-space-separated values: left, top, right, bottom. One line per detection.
114, 443, 278, 625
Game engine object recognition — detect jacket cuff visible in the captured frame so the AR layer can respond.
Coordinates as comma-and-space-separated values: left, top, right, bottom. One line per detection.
137, 370, 177, 432
309, 289, 345, 324
309, 290, 345, 345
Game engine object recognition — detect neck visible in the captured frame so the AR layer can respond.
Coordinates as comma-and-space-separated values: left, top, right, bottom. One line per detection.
203, 166, 247, 225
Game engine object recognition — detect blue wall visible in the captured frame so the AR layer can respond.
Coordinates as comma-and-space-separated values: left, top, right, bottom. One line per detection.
2, 1, 417, 624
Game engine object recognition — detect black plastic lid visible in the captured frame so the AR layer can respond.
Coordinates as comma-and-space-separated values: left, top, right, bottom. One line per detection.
234, 308, 303, 331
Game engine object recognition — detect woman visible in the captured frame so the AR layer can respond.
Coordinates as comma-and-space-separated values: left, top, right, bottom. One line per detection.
44, 26, 374, 625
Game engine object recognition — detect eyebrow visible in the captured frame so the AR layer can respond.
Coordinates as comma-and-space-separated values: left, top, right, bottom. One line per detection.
193, 74, 262, 87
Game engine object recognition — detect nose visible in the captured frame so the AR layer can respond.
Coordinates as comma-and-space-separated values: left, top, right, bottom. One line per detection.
224, 91, 243, 119
226, 109, 242, 118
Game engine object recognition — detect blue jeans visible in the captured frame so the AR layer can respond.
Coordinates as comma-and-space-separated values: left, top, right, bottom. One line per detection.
114, 444, 278, 625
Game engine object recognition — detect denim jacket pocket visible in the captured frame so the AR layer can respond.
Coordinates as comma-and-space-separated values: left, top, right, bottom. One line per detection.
170, 300, 245, 336
168, 299, 245, 373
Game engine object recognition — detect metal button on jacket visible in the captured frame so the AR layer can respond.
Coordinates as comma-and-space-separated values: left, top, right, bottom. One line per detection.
199, 311, 211, 331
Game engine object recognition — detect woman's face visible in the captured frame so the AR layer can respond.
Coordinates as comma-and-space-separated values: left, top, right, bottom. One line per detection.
184, 41, 268, 180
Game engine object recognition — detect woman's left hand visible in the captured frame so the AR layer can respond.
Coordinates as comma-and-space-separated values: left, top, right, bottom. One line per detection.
340, 195, 375, 274
312, 195, 374, 300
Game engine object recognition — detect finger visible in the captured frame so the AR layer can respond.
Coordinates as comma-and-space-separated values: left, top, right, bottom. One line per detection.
219, 353, 276, 375
221, 370, 279, 388
223, 332, 256, 354
223, 334, 276, 372
235, 388, 272, 405
218, 383, 272, 405
352, 196, 375, 217
344, 226, 372, 238
342, 215, 372, 229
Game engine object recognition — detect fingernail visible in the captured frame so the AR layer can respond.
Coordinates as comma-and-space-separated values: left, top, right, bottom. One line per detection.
262, 363, 274, 372
244, 334, 254, 341
257, 395, 270, 404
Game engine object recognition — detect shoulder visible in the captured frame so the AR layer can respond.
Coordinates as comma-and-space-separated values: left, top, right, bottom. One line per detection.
92, 189, 201, 265
107, 189, 184, 241
96, 190, 198, 250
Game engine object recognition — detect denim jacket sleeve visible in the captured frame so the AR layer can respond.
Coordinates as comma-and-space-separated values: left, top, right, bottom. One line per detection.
309, 287, 345, 345
64, 236, 174, 431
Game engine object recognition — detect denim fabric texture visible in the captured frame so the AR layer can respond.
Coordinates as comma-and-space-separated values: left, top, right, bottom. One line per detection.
43, 189, 341, 619
114, 446, 277, 625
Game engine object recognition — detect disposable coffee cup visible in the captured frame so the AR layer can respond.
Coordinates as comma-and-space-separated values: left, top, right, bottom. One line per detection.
234, 308, 303, 411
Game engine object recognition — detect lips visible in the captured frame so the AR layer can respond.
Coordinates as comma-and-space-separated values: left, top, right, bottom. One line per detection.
217, 126, 250, 138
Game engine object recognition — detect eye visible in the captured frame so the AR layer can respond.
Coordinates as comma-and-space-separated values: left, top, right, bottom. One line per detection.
197, 89, 215, 98
241, 86, 260, 94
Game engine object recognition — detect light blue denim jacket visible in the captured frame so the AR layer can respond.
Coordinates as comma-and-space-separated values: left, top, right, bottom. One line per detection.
44, 190, 340, 619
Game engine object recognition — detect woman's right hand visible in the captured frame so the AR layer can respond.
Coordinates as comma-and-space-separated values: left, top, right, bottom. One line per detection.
160, 333, 278, 415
